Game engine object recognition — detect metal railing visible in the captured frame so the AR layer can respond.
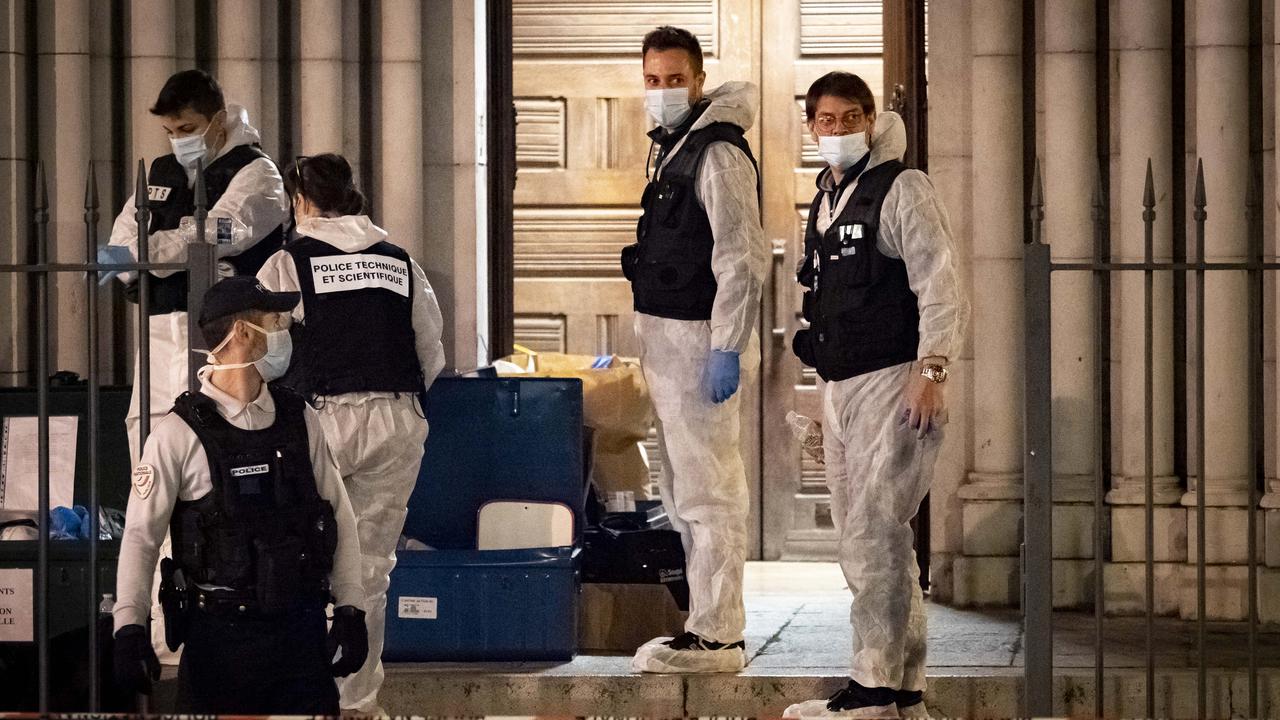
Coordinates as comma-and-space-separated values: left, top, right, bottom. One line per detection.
1023, 158, 1267, 717
6, 158, 216, 712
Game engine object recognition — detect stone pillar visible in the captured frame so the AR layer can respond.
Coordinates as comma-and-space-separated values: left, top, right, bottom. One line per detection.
1102, 1, 1185, 617
0, 1, 31, 386
421, 0, 481, 372
299, 0, 343, 153
1043, 0, 1098, 607
38, 0, 93, 378
953, 0, 1023, 607
1265, 0, 1280, 575
1179, 0, 1252, 620
215, 0, 263, 126
922, 0, 974, 604
129, 0, 176, 170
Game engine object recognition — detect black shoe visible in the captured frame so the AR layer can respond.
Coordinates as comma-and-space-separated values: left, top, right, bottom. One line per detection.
826, 680, 897, 712
895, 689, 923, 708
662, 631, 746, 652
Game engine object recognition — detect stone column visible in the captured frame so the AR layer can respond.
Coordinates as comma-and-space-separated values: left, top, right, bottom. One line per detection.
1103, 2, 1184, 616
421, 0, 481, 372
0, 1, 31, 384
377, 0, 423, 279
954, 0, 1023, 607
215, 0, 263, 127
299, 0, 344, 153
923, 0, 974, 604
129, 0, 176, 169
1043, 0, 1098, 607
38, 0, 93, 378
1265, 0, 1280, 575
1180, 0, 1253, 620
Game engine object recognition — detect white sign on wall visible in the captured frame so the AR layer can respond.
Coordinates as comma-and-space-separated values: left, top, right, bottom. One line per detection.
0, 568, 33, 642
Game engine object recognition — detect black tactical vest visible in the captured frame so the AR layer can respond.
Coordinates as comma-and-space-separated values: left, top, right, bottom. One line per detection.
169, 387, 336, 616
792, 160, 921, 381
127, 144, 286, 315
622, 122, 758, 321
276, 236, 424, 398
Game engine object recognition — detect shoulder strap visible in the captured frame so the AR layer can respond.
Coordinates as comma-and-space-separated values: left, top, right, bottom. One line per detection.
846, 160, 908, 230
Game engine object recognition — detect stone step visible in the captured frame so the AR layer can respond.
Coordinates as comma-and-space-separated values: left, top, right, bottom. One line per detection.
380, 665, 1280, 718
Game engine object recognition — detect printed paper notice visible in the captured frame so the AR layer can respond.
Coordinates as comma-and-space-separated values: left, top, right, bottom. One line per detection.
0, 569, 33, 642
0, 416, 78, 511
311, 254, 410, 297
398, 596, 438, 620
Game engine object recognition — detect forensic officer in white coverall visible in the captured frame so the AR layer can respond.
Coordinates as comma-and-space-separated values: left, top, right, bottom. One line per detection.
621, 26, 766, 674
256, 153, 445, 714
783, 73, 966, 719
101, 68, 290, 667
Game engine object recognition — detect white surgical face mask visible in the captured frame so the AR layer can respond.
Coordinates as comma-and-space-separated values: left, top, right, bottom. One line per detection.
818, 132, 870, 172
201, 320, 293, 383
645, 87, 692, 129
170, 116, 218, 170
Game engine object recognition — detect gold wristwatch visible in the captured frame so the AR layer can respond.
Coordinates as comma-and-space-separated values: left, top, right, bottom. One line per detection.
920, 363, 948, 384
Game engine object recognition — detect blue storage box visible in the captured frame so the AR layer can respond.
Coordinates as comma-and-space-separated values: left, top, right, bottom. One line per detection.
384, 377, 584, 662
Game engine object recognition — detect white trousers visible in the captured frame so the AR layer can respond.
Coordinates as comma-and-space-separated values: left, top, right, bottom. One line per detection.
321, 394, 428, 714
823, 362, 939, 692
635, 313, 757, 644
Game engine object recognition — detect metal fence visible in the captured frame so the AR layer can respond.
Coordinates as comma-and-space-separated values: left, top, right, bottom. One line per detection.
5, 159, 217, 712
1022, 158, 1269, 717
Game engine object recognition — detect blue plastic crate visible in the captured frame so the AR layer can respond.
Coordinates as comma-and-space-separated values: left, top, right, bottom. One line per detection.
383, 547, 578, 662
385, 377, 585, 661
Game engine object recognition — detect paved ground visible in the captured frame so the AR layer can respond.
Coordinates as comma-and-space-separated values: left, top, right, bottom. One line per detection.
378, 562, 1280, 717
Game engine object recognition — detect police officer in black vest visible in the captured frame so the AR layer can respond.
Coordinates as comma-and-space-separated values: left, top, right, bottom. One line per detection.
111, 277, 368, 714
784, 73, 967, 720
99, 69, 291, 471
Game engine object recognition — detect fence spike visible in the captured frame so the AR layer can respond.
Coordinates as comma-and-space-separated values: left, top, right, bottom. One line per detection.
194, 157, 207, 213
1142, 158, 1155, 210
1193, 159, 1206, 219
84, 160, 99, 211
34, 161, 48, 212
134, 159, 148, 209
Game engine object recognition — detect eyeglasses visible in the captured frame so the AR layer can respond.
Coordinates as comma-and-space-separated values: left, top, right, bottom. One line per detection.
812, 111, 867, 133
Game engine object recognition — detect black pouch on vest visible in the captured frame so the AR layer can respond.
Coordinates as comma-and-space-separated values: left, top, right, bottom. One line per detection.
306, 502, 338, 577
620, 244, 639, 282
212, 529, 253, 588
254, 535, 304, 614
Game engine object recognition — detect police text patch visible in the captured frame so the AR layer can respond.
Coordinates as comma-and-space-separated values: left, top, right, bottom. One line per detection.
147, 185, 172, 202
310, 254, 410, 297
230, 464, 269, 478
132, 464, 155, 500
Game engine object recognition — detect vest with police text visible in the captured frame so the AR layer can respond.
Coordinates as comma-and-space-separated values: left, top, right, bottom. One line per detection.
278, 236, 424, 398
169, 387, 336, 616
127, 144, 286, 315
792, 160, 920, 381
622, 122, 758, 321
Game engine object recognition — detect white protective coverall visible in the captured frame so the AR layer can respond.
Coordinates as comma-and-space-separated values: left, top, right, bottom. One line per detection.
257, 214, 446, 714
631, 81, 767, 672
784, 112, 967, 719
108, 103, 291, 464
107, 104, 290, 664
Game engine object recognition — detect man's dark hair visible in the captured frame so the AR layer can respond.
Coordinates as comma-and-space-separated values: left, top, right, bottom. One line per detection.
284, 153, 366, 217
804, 71, 876, 121
642, 26, 704, 75
200, 309, 263, 349
150, 69, 225, 119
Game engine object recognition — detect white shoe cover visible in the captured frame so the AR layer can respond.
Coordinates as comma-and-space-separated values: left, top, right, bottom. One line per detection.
781, 698, 900, 719
630, 636, 746, 674
896, 702, 932, 719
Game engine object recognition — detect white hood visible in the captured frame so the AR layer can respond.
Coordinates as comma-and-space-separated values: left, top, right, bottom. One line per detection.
215, 103, 263, 156
296, 214, 389, 253
690, 81, 759, 133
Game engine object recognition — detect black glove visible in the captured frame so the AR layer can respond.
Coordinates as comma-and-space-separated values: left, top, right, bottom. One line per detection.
327, 605, 368, 677
113, 623, 160, 695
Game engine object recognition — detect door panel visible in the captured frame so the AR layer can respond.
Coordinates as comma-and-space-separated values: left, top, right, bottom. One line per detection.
513, 0, 886, 560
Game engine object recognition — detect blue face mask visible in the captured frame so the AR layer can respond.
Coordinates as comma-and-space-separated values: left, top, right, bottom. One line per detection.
203, 320, 292, 383
169, 112, 222, 170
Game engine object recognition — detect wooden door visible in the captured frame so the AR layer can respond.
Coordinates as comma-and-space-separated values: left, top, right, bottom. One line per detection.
511, 0, 888, 560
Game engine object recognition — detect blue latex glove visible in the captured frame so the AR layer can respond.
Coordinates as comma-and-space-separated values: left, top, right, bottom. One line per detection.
705, 350, 741, 404
96, 245, 133, 286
